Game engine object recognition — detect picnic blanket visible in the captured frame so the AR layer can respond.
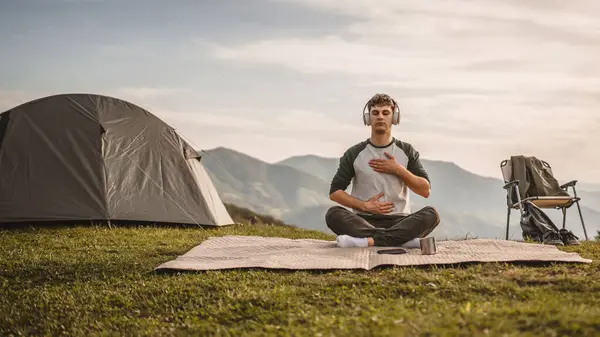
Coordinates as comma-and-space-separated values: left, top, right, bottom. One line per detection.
155, 235, 592, 271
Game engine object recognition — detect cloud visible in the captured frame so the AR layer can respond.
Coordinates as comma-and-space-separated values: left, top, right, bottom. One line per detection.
114, 87, 189, 101
158, 109, 266, 131
56, 0, 107, 2
0, 90, 30, 111
95, 44, 160, 58
4, 1, 599, 183
115, 90, 368, 162
146, 105, 363, 142
275, 109, 361, 132
272, 0, 600, 33
100, 88, 265, 131
172, 123, 356, 164
214, 1, 600, 86
0, 90, 61, 112
209, 0, 600, 182
106, 85, 362, 134
211, 32, 600, 93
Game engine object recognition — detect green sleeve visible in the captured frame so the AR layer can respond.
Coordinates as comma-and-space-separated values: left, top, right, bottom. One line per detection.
329, 142, 366, 195
397, 140, 430, 185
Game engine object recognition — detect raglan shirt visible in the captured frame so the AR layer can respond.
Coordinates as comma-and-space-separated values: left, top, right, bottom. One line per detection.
329, 138, 430, 216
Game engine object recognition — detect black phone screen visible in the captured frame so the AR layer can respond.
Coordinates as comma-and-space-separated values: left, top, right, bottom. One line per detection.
376, 248, 407, 255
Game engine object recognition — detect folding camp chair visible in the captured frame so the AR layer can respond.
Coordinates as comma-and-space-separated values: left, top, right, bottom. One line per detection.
500, 158, 589, 241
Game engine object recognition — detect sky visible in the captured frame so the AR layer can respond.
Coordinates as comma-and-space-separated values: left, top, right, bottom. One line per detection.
1, 0, 599, 183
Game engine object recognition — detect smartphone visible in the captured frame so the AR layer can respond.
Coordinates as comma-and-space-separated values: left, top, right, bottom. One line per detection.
376, 248, 407, 255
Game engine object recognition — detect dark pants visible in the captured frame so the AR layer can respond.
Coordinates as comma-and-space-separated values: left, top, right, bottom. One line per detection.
325, 206, 440, 246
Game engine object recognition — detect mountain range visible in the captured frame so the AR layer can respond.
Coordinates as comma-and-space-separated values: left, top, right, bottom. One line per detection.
199, 147, 600, 240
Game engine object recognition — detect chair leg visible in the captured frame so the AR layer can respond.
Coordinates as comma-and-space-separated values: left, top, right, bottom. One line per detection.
506, 207, 511, 240
575, 200, 589, 240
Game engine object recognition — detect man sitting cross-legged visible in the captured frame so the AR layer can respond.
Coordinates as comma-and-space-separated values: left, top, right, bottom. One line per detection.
326, 93, 440, 248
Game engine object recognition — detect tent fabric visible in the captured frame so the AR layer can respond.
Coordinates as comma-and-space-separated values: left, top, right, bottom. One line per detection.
0, 93, 234, 226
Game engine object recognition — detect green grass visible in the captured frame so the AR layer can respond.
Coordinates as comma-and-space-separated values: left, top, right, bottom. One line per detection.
1, 223, 599, 336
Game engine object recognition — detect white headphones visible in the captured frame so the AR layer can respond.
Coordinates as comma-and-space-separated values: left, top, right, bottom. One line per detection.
362, 97, 401, 126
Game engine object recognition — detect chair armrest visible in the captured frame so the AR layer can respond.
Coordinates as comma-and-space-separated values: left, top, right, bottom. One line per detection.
560, 180, 577, 189
503, 180, 519, 190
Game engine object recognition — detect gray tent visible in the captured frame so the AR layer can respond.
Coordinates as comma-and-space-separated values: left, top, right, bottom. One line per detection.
0, 93, 234, 226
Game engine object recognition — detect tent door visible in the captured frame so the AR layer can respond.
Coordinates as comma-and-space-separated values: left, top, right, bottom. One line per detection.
0, 111, 11, 153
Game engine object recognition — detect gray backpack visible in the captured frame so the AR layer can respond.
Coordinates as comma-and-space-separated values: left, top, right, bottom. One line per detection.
520, 200, 563, 244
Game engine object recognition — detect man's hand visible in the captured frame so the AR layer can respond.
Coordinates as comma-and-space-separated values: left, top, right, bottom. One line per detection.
369, 152, 401, 175
362, 192, 394, 214
369, 152, 431, 198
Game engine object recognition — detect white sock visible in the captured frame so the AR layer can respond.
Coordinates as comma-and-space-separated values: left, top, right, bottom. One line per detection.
336, 235, 369, 248
400, 238, 421, 249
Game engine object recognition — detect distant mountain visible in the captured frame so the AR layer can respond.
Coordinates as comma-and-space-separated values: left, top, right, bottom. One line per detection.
579, 182, 600, 192
199, 147, 333, 220
277, 154, 600, 240
278, 155, 509, 220
199, 147, 599, 240
577, 190, 600, 210
277, 154, 340, 183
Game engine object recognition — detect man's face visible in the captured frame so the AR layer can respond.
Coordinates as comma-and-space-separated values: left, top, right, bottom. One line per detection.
369, 104, 393, 133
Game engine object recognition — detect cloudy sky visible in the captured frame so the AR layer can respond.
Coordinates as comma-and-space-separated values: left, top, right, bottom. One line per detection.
1, 0, 599, 183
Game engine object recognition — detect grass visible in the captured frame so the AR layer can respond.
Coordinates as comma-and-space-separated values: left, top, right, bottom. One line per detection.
1, 223, 599, 336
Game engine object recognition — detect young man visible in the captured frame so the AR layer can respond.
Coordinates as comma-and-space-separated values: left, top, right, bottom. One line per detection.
326, 93, 440, 248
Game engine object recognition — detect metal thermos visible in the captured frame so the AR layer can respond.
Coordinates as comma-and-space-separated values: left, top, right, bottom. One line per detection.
419, 237, 437, 255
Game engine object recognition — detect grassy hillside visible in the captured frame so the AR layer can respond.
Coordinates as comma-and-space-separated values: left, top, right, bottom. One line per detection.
224, 202, 294, 228
1, 224, 599, 336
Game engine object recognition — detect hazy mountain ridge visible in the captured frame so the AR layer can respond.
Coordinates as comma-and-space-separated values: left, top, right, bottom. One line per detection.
277, 155, 513, 234
278, 154, 600, 239
199, 147, 333, 219
200, 147, 599, 240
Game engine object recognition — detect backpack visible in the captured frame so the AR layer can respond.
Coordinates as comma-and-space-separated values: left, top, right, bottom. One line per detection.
520, 200, 561, 243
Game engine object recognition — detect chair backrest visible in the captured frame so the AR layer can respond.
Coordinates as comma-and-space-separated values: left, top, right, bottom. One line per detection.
500, 159, 512, 183
500, 157, 554, 183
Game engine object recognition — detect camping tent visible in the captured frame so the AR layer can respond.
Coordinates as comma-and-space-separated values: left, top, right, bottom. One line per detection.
0, 93, 234, 226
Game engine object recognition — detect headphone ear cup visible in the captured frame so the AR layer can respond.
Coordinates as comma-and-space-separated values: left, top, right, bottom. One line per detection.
363, 113, 370, 126
393, 104, 400, 125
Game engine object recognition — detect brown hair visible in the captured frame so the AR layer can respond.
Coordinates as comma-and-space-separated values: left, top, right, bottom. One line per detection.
366, 93, 396, 111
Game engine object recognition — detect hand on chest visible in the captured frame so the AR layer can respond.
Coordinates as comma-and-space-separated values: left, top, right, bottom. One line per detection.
355, 147, 408, 177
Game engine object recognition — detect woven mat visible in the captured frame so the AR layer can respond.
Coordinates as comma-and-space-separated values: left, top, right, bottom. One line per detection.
155, 235, 592, 271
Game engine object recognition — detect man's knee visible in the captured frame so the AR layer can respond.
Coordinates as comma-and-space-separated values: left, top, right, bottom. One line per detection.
420, 206, 440, 228
325, 206, 347, 232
